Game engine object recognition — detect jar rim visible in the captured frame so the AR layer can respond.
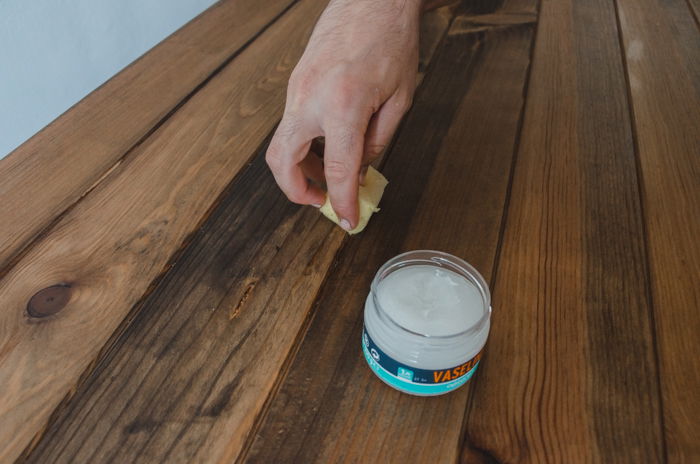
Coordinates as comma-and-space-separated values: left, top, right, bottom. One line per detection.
370, 250, 492, 339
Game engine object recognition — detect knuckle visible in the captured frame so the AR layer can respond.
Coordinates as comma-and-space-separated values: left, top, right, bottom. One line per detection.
332, 90, 354, 110
365, 143, 386, 159
336, 126, 360, 150
288, 68, 315, 104
288, 66, 303, 88
286, 192, 305, 204
282, 183, 307, 204
275, 112, 303, 140
335, 74, 355, 93
265, 144, 284, 171
330, 197, 354, 215
398, 95, 414, 112
325, 158, 352, 181
329, 73, 361, 108
391, 87, 414, 113
288, 63, 308, 87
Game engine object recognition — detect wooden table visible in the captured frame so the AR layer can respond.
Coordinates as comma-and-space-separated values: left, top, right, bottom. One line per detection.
2, 0, 698, 462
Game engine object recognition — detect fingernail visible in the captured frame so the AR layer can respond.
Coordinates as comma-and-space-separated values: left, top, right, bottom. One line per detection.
312, 204, 322, 208
340, 219, 352, 231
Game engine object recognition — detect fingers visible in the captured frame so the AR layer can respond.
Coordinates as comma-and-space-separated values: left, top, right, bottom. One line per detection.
323, 117, 368, 230
269, 65, 412, 229
363, 91, 412, 162
360, 91, 412, 183
266, 113, 325, 206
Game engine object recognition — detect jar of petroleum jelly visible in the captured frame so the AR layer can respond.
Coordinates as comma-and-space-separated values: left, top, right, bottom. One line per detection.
362, 250, 491, 396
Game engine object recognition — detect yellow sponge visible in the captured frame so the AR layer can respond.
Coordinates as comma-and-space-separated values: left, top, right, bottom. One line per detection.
319, 167, 388, 234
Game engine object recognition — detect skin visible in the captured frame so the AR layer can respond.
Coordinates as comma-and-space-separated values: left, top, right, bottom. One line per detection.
265, 0, 424, 230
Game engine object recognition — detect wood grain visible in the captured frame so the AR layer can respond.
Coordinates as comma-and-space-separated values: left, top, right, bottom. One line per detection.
463, 0, 665, 461
23, 149, 345, 464
687, 0, 700, 21
245, 6, 536, 463
0, 1, 329, 461
617, 0, 700, 460
19, 5, 455, 463
6, 0, 693, 461
0, 0, 295, 273
418, 1, 460, 79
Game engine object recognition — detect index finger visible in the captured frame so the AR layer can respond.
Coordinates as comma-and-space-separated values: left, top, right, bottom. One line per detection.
265, 113, 325, 206
323, 115, 370, 230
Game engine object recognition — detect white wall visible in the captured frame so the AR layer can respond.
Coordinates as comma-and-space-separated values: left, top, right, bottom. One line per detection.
0, 0, 219, 159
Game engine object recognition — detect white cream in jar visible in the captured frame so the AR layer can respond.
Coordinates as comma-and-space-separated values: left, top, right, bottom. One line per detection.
362, 251, 491, 396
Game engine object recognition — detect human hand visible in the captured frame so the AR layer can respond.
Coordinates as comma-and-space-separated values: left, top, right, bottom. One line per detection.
265, 0, 422, 230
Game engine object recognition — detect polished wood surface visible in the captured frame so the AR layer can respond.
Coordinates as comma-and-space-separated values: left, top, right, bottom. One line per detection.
465, 0, 664, 461
616, 0, 700, 459
1, 0, 698, 462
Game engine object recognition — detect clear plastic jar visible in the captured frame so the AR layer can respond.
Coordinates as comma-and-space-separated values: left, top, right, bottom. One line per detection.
362, 250, 491, 396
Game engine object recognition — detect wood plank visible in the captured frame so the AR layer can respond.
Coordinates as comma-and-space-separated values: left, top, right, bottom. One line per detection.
0, 0, 296, 273
0, 1, 330, 462
418, 2, 460, 79
463, 0, 665, 461
19, 5, 456, 463
245, 6, 537, 463
687, 0, 700, 21
24, 151, 345, 464
616, 0, 700, 460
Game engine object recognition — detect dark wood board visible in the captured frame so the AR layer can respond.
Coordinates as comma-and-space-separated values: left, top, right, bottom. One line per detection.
617, 0, 700, 460
686, 0, 700, 22
22, 147, 345, 463
244, 4, 537, 463
463, 0, 664, 461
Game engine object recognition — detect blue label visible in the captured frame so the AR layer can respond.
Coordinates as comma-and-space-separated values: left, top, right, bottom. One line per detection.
362, 326, 481, 395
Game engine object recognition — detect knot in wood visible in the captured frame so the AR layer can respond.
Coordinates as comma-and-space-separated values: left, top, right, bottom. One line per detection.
27, 284, 72, 318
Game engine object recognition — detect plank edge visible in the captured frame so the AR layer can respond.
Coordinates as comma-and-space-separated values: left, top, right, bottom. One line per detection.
611, 0, 671, 460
